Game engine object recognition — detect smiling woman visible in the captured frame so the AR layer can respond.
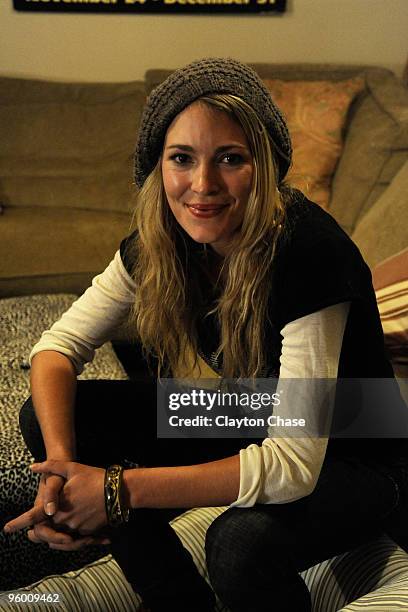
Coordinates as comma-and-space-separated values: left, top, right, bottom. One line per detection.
132, 88, 287, 379
4, 57, 408, 612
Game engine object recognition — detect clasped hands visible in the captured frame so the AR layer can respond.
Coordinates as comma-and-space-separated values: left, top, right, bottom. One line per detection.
3, 460, 111, 551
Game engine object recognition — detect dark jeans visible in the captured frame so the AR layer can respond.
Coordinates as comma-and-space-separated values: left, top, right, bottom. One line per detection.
19, 380, 404, 612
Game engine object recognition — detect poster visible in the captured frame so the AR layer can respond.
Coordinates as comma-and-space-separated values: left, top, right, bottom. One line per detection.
13, 0, 287, 15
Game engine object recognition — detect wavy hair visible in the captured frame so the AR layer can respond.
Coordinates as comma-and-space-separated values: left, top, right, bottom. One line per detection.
128, 94, 291, 378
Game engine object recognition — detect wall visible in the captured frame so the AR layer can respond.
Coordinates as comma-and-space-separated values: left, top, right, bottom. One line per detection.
0, 0, 407, 82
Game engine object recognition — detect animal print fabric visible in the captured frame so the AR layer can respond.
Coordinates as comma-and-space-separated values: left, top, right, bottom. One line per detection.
0, 294, 127, 590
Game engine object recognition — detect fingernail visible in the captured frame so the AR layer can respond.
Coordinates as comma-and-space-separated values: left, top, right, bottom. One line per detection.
45, 502, 56, 516
3, 525, 9, 534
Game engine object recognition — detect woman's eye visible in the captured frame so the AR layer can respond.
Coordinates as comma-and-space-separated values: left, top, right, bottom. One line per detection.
170, 153, 191, 165
220, 153, 244, 165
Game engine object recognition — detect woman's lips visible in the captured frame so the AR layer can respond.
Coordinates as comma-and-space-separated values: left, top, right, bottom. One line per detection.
186, 204, 228, 218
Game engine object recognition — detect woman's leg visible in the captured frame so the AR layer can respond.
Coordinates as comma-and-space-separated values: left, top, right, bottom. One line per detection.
205, 458, 400, 612
19, 380, 155, 466
19, 379, 249, 612
19, 379, 249, 467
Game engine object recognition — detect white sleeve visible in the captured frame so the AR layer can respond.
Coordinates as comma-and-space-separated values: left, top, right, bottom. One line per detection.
29, 250, 137, 374
231, 301, 350, 507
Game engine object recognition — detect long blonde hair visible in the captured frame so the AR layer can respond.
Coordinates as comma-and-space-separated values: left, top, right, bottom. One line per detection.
128, 94, 290, 378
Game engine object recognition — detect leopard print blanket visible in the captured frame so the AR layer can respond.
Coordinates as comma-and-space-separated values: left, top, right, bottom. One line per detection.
0, 294, 127, 591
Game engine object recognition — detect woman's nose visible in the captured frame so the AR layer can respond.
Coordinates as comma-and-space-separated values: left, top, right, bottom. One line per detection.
191, 162, 220, 195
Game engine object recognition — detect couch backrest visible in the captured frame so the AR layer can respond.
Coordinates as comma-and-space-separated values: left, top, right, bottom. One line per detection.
1, 65, 407, 231
0, 77, 146, 214
145, 63, 374, 93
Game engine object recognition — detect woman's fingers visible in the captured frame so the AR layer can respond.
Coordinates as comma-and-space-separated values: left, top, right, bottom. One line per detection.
27, 520, 110, 550
26, 529, 42, 544
31, 460, 72, 480
28, 528, 92, 551
3, 505, 46, 534
47, 537, 93, 551
31, 520, 75, 546
42, 473, 65, 516
3, 474, 66, 533
47, 534, 110, 551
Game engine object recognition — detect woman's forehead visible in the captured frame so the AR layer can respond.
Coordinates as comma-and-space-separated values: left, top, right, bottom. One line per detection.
164, 101, 248, 147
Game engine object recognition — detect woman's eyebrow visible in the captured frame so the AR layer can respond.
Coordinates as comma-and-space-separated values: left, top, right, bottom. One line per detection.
165, 143, 249, 152
166, 144, 195, 151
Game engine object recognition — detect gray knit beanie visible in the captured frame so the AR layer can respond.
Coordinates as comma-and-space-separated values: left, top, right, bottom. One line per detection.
135, 57, 292, 187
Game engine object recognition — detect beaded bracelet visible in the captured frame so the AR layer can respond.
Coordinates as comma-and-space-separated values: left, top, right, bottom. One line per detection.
104, 464, 130, 527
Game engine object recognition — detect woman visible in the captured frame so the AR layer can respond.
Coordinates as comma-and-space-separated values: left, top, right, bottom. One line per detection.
4, 58, 407, 612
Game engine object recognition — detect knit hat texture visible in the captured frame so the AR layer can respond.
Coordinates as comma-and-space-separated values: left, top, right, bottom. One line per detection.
134, 57, 292, 187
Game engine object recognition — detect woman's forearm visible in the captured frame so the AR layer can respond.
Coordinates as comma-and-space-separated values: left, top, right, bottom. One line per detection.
30, 351, 77, 460
122, 454, 241, 509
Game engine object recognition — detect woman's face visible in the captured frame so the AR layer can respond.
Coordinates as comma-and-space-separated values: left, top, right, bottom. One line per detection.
161, 101, 254, 256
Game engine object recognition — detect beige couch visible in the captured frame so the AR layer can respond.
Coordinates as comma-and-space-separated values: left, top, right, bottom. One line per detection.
1, 63, 407, 298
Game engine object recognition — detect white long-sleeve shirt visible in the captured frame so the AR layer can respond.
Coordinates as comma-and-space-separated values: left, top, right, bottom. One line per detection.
30, 250, 349, 507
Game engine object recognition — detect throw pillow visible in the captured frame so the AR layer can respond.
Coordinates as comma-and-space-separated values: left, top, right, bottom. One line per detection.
372, 247, 408, 379
263, 78, 364, 209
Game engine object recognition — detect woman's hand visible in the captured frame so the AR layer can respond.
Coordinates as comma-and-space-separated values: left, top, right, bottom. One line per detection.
4, 473, 74, 547
3, 461, 111, 551
28, 473, 73, 548
31, 460, 108, 535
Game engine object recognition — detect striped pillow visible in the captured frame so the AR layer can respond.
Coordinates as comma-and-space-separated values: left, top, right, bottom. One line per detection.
373, 248, 408, 375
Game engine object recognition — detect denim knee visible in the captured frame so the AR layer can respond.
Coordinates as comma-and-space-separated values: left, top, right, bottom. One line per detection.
19, 397, 46, 461
206, 509, 260, 581
205, 507, 311, 612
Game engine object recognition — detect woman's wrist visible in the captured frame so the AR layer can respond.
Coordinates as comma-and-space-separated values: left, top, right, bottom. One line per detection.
122, 468, 141, 510
45, 445, 76, 461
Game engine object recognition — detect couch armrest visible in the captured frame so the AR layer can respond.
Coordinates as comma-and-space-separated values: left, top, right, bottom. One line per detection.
351, 160, 408, 269
330, 69, 408, 236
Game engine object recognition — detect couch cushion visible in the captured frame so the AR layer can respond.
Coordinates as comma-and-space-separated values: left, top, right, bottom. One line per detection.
0, 207, 132, 297
0, 77, 145, 213
263, 78, 364, 208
